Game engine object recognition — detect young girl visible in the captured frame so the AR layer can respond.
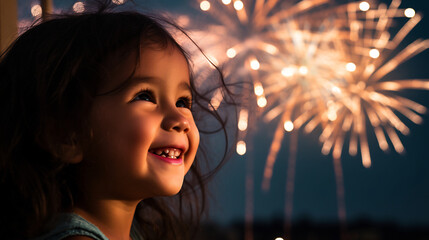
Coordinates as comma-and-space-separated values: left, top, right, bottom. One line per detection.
0, 2, 233, 240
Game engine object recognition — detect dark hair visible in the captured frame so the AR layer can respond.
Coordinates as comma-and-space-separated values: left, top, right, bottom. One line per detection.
0, 3, 235, 239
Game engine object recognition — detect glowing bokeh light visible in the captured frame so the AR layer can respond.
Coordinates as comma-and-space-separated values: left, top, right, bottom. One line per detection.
281, 67, 295, 77
298, 65, 308, 75
73, 2, 85, 13
222, 0, 232, 5
257, 96, 267, 108
237, 141, 247, 155
359, 1, 370, 11
254, 82, 264, 96
265, 44, 278, 54
112, 0, 125, 5
369, 49, 380, 59
209, 88, 223, 110
284, 121, 294, 132
31, 4, 42, 17
200, 1, 211, 11
404, 8, 415, 18
346, 62, 356, 72
250, 59, 260, 70
238, 109, 249, 131
234, 1, 244, 11
327, 109, 338, 121
226, 48, 237, 58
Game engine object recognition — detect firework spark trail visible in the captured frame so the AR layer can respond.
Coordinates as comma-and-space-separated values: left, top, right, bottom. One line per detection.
183, 2, 333, 239
184, 0, 428, 238
317, 1, 429, 168
184, 0, 333, 188
252, 3, 429, 236
184, 0, 329, 111
260, 18, 346, 189
259, 1, 429, 191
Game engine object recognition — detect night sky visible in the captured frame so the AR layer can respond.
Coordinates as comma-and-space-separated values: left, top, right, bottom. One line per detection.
16, 0, 429, 228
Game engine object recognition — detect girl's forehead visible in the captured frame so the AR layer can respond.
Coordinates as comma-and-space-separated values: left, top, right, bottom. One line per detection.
134, 46, 190, 83
98, 45, 190, 94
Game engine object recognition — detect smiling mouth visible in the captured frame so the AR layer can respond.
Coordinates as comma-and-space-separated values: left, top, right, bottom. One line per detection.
149, 147, 184, 165
149, 148, 182, 159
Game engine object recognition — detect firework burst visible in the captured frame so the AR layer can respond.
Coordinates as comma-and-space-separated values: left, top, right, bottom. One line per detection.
182, 0, 330, 119
317, 0, 429, 167
256, 0, 429, 193
176, 0, 429, 238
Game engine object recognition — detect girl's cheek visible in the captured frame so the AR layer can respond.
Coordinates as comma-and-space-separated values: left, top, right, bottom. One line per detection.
127, 116, 155, 148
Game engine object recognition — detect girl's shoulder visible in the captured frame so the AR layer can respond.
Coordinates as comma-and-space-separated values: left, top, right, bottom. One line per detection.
31, 213, 109, 240
31, 213, 144, 240
62, 237, 95, 240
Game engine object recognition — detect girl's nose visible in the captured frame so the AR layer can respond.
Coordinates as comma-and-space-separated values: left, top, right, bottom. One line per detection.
161, 109, 190, 134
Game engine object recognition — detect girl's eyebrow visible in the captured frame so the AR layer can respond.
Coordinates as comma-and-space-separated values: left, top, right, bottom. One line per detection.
131, 77, 192, 93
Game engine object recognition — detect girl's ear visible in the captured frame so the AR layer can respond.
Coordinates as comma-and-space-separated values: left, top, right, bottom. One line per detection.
58, 144, 83, 164
38, 122, 86, 164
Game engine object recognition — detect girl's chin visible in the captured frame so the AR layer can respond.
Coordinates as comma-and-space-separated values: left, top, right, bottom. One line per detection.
152, 181, 184, 197
149, 172, 186, 196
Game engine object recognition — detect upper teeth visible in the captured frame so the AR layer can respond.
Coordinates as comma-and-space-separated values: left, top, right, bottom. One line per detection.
150, 148, 182, 159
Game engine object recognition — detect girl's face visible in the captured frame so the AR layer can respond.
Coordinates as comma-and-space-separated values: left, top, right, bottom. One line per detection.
81, 45, 199, 200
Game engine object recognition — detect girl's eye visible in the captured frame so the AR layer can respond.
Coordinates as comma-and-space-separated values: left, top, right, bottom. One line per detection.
176, 97, 192, 109
131, 90, 155, 103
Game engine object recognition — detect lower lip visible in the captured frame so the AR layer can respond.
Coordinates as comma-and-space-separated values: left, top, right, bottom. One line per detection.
149, 152, 183, 165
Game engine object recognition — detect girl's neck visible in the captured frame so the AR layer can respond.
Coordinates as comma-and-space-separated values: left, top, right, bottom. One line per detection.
73, 198, 139, 240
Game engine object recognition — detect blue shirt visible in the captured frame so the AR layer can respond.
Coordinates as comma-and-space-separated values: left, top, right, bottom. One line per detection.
33, 213, 143, 240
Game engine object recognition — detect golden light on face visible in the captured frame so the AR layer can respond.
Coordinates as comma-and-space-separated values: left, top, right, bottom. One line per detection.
82, 47, 199, 200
